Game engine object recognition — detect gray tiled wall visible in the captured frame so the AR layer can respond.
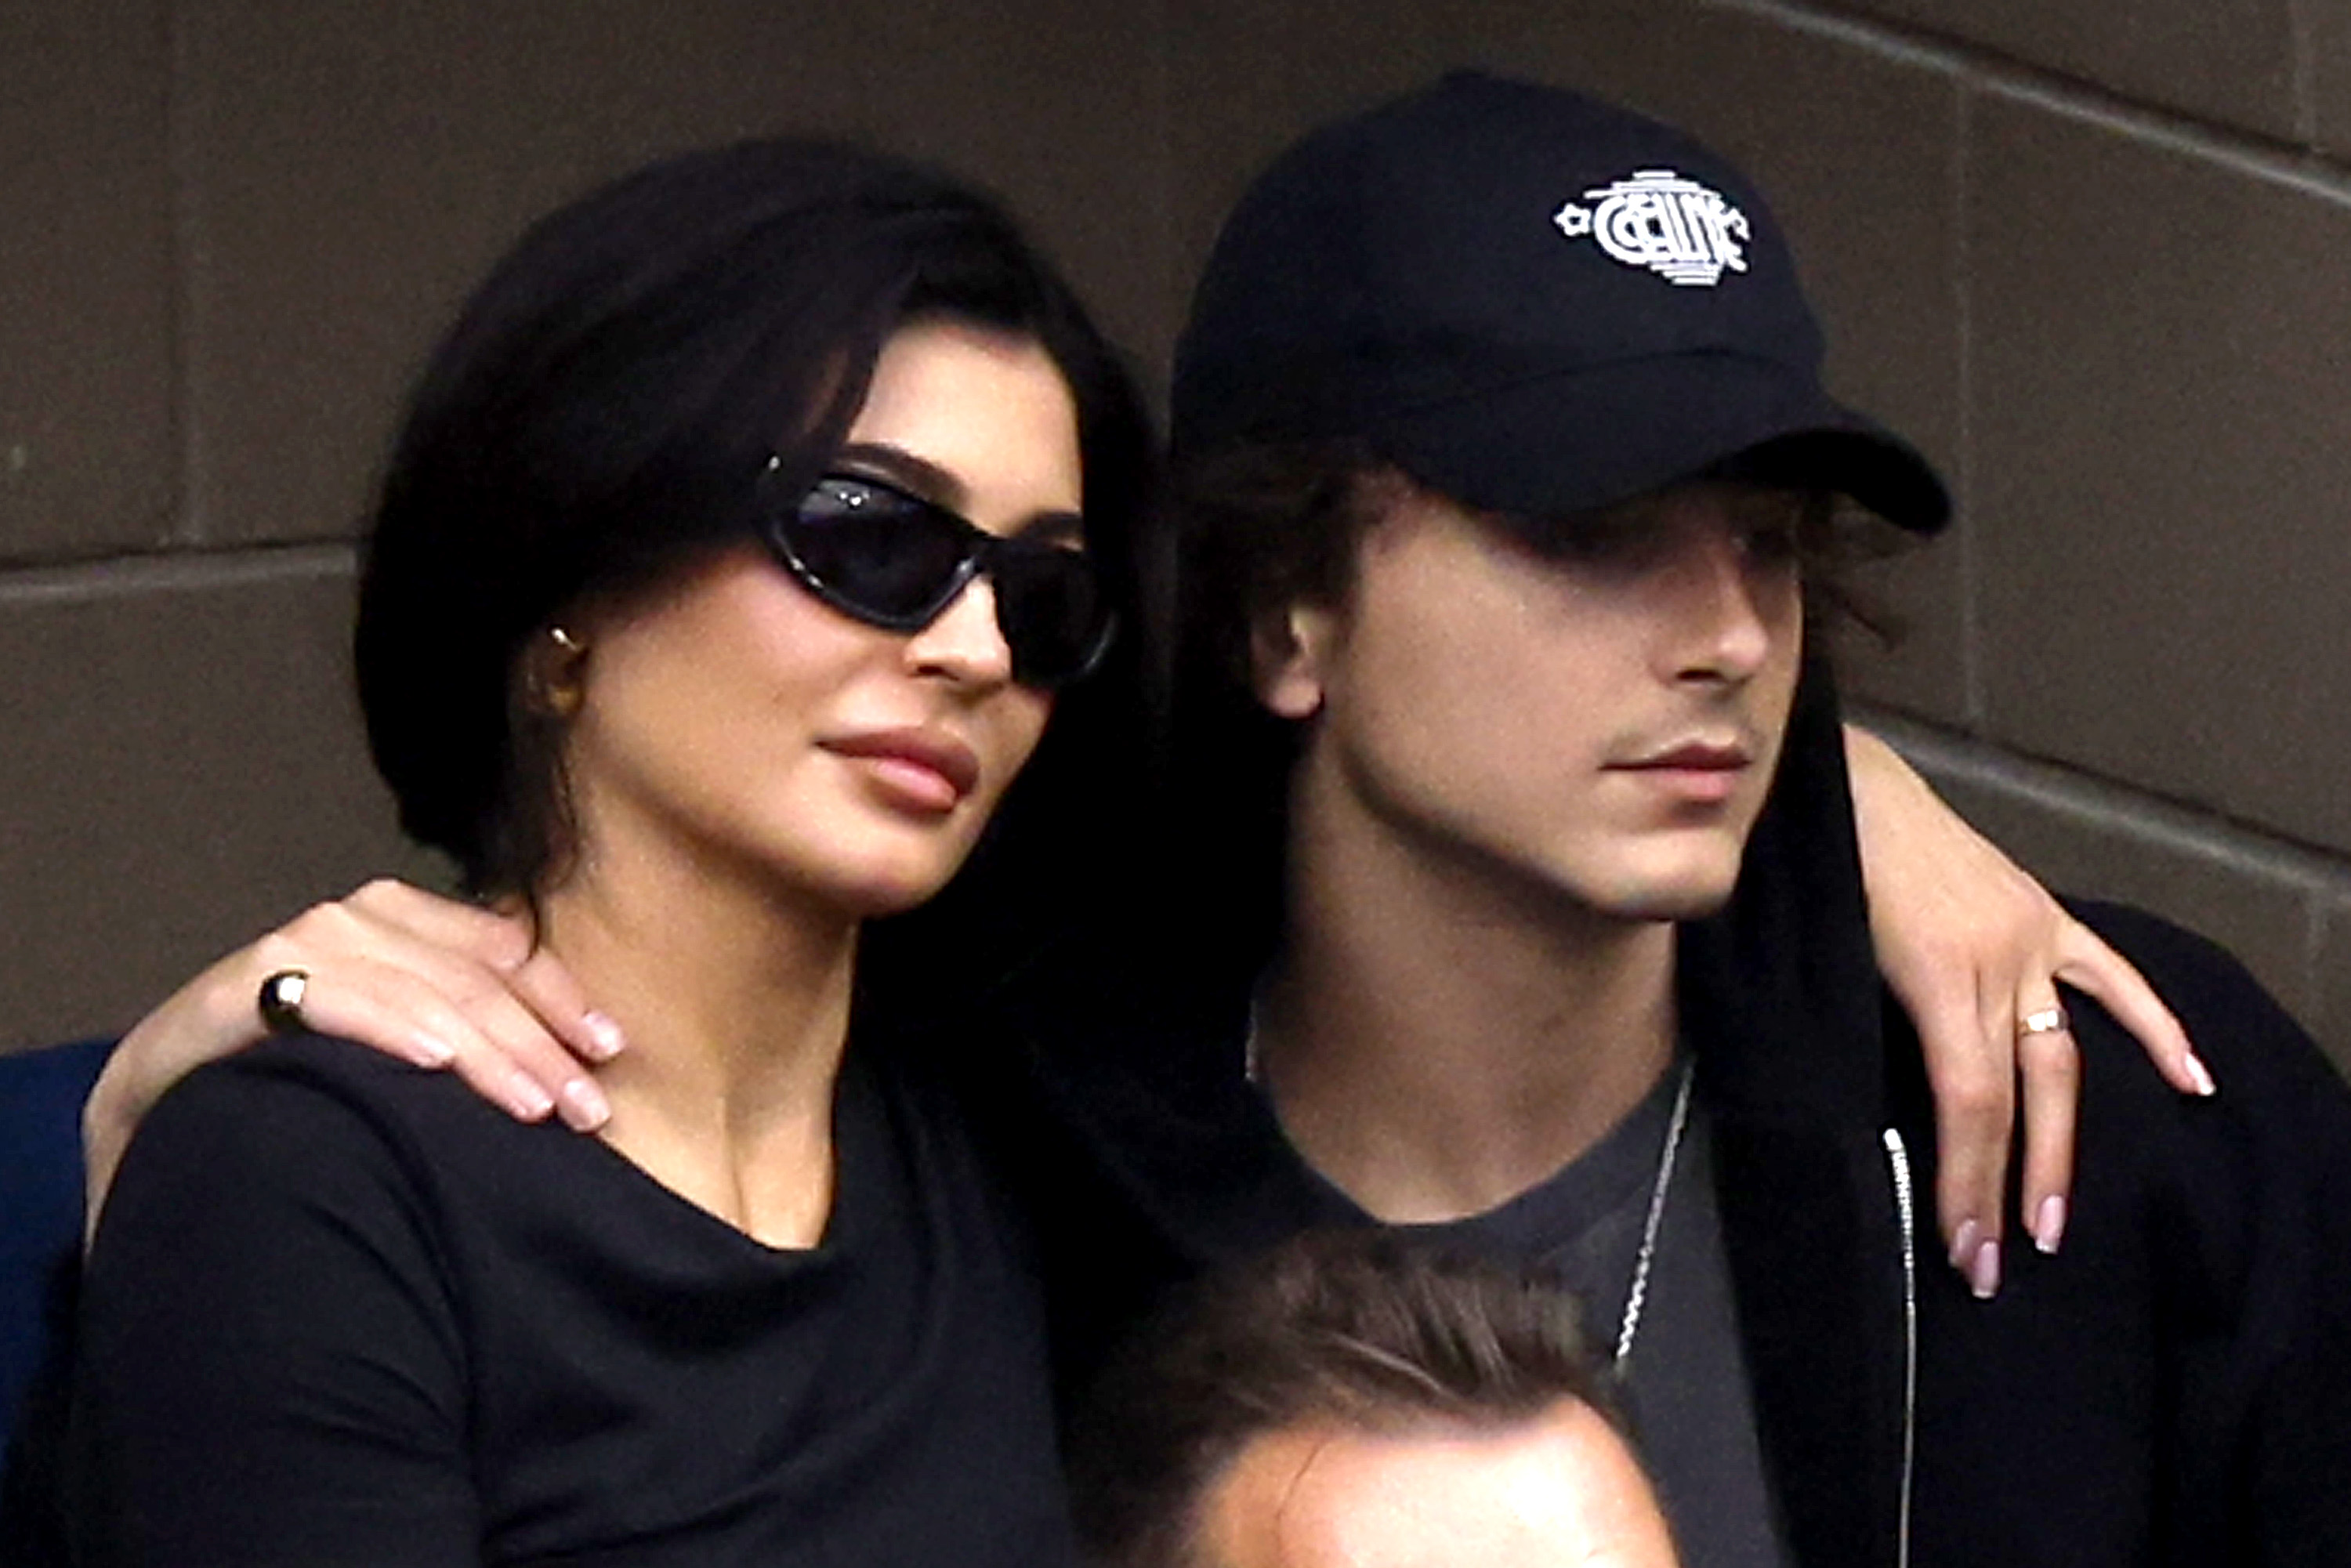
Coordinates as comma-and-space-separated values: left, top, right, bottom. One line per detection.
0, 554, 437, 1045
6, 0, 2346, 1078
1968, 99, 2351, 853
1843, 0, 2302, 137
1, 0, 176, 562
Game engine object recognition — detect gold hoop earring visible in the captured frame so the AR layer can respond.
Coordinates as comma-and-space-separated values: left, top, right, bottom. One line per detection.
535, 626, 588, 719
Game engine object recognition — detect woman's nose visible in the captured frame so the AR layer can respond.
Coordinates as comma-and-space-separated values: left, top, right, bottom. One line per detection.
904, 576, 1016, 686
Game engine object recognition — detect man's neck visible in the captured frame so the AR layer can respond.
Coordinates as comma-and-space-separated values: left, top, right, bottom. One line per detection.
1256, 780, 1680, 1225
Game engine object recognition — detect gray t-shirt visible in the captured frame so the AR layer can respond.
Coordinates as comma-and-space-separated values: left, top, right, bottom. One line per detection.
1280, 1062, 1791, 1568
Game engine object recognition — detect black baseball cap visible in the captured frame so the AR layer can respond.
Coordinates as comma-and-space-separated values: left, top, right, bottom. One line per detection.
1171, 71, 1950, 531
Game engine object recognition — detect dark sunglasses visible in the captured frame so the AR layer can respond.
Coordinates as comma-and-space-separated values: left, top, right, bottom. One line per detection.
761, 469, 1115, 689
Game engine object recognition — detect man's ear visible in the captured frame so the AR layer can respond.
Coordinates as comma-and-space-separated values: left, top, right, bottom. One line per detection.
1251, 600, 1337, 720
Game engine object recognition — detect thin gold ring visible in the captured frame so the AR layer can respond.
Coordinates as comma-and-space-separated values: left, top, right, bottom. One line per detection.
2017, 1005, 2071, 1038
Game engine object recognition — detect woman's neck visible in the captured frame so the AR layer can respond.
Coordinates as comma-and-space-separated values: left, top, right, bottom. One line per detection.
535, 819, 863, 1250
1255, 767, 1679, 1226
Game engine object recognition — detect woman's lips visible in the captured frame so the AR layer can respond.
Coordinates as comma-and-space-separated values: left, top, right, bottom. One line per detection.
823, 727, 981, 814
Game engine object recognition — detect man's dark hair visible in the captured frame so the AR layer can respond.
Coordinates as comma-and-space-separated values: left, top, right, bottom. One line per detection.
353, 136, 1154, 900
1067, 1229, 1627, 1568
1172, 436, 1903, 702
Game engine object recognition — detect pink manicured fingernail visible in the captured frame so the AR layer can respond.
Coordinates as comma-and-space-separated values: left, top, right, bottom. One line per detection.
2184, 1052, 2217, 1098
2033, 1194, 2067, 1255
1950, 1217, 1982, 1273
409, 1034, 457, 1067
507, 1071, 556, 1120
556, 1077, 610, 1132
1969, 1237, 2002, 1300
581, 1011, 627, 1061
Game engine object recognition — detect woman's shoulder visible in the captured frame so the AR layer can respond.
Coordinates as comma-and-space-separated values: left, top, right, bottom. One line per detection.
143, 1032, 519, 1164
107, 1033, 552, 1265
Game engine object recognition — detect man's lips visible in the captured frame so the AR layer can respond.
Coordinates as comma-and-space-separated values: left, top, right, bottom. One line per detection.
1610, 741, 1753, 773
822, 727, 982, 809
1606, 739, 1755, 804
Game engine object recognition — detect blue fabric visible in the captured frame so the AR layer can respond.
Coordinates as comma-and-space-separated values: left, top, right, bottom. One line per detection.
1, 1039, 111, 1455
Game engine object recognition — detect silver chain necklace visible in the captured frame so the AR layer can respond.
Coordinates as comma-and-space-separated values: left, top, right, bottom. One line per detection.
1244, 1012, 1694, 1366
1615, 1058, 1694, 1366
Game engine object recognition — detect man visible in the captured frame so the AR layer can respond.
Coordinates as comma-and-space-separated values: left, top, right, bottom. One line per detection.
1069, 1230, 1679, 1568
1006, 72, 2351, 1567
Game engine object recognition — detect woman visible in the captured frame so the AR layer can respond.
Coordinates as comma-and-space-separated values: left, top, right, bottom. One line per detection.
69, 136, 1150, 1567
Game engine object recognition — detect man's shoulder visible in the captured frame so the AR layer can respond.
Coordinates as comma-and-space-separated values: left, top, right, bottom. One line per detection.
2068, 900, 2280, 1007
2059, 900, 2351, 1229
2051, 902, 2351, 1559
2066, 900, 2343, 1097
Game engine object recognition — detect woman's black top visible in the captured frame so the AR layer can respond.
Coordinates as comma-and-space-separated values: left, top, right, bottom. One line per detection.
68, 1034, 1076, 1568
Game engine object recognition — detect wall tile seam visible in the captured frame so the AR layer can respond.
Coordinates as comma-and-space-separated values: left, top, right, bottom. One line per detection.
165, 0, 208, 548
1859, 707, 2351, 895
1949, 83, 1983, 729
1704, 0, 2351, 205
2303, 895, 2331, 1037
1139, 0, 1185, 353
0, 534, 354, 576
0, 542, 357, 607
2284, 0, 2323, 143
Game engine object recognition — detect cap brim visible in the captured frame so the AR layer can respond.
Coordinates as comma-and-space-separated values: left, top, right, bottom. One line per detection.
1371, 353, 1951, 532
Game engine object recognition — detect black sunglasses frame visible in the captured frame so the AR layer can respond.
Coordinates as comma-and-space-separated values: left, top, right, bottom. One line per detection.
760, 469, 1116, 690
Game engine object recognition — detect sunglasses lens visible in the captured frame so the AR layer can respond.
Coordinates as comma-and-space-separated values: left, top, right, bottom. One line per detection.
775, 474, 1111, 686
992, 548, 1112, 687
784, 477, 973, 622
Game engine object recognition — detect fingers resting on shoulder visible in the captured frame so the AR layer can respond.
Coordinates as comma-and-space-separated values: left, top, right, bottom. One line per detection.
87, 880, 621, 1234
1844, 726, 2213, 1299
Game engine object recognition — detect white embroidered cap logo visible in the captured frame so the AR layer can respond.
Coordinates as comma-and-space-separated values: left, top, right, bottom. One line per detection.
1552, 168, 1751, 287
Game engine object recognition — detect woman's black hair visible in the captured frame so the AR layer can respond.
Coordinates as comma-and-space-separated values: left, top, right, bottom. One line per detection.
353, 137, 1154, 902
